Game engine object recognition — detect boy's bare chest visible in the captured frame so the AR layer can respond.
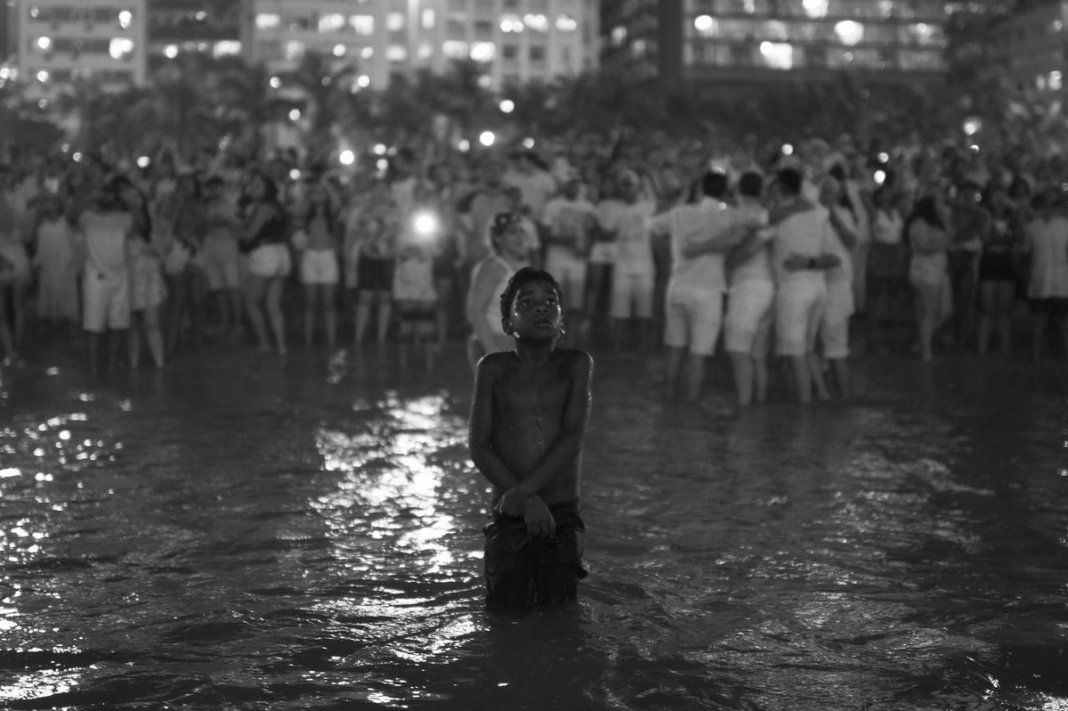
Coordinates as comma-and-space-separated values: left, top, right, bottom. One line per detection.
496, 366, 569, 413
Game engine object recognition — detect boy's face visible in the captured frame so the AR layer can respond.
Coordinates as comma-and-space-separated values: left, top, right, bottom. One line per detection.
504, 280, 563, 342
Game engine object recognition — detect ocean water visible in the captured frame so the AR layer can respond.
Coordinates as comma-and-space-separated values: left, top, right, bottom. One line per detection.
1, 341, 1067, 710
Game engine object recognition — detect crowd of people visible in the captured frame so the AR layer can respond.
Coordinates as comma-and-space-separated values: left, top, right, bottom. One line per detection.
1, 125, 1067, 406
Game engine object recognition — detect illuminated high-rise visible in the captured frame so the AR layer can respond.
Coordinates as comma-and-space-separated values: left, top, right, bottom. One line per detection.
245, 0, 599, 90
603, 0, 964, 84
15, 0, 147, 96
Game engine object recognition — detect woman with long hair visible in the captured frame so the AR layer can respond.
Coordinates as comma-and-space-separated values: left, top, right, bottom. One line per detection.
905, 194, 954, 361
240, 170, 291, 355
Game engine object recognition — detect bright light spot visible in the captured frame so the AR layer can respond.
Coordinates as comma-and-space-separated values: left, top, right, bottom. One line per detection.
118, 10, 133, 29
387, 45, 407, 61
877, 151, 890, 163
525, 13, 549, 31
969, 144, 980, 154
373, 143, 387, 155
288, 108, 301, 122
760, 41, 794, 69
802, 0, 828, 17
339, 149, 356, 166
835, 20, 864, 46
387, 11, 405, 31
357, 74, 371, 88
36, 36, 52, 51
36, 70, 49, 83
873, 169, 887, 185
458, 139, 471, 152
782, 143, 794, 156
256, 13, 280, 30
470, 42, 495, 62
195, 10, 207, 21
289, 168, 302, 181
500, 15, 524, 33
422, 9, 436, 29
376, 158, 389, 172
269, 76, 282, 89
499, 99, 515, 114
73, 152, 83, 163
38, 99, 48, 109
360, 47, 374, 59
1052, 70, 1063, 90
136, 156, 150, 169
522, 137, 535, 149
556, 14, 577, 32
164, 44, 179, 59
319, 13, 345, 32
109, 37, 135, 60
694, 15, 715, 33
962, 116, 982, 136
412, 210, 439, 238
479, 131, 496, 147
333, 43, 347, 57
0, 468, 20, 478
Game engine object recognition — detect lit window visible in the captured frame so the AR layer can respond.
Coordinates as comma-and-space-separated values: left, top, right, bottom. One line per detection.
443, 40, 469, 58
501, 14, 524, 32
118, 10, 132, 29
834, 20, 864, 46
284, 40, 305, 61
356, 74, 371, 88
418, 42, 433, 59
109, 37, 134, 60
555, 14, 577, 32
37, 69, 50, 83
350, 15, 374, 35
760, 41, 793, 69
611, 25, 627, 45
470, 41, 495, 62
213, 41, 240, 57
802, 0, 827, 18
333, 43, 347, 57
387, 12, 405, 32
387, 45, 407, 61
36, 36, 52, 51
256, 13, 280, 30
1037, 74, 1047, 90
319, 14, 345, 33
1051, 70, 1063, 90
694, 15, 715, 35
164, 44, 178, 58
422, 9, 436, 29
526, 13, 548, 31
360, 46, 374, 59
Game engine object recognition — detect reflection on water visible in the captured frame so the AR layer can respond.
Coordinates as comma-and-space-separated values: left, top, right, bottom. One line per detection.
1, 346, 1067, 710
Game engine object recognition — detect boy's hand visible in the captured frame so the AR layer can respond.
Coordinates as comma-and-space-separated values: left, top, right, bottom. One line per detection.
495, 486, 529, 517
524, 497, 556, 538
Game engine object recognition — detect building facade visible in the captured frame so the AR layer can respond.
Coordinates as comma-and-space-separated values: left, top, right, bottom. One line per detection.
984, 0, 1067, 94
147, 0, 242, 61
603, 0, 956, 84
15, 0, 147, 96
245, 0, 598, 91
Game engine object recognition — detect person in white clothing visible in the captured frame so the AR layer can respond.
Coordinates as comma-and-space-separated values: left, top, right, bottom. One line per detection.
649, 169, 757, 402
1020, 189, 1068, 362
541, 176, 597, 344
817, 176, 859, 397
599, 170, 657, 351
724, 171, 774, 408
766, 167, 842, 404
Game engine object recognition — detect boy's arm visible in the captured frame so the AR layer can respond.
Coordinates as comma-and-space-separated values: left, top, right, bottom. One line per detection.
509, 352, 593, 500
468, 358, 522, 493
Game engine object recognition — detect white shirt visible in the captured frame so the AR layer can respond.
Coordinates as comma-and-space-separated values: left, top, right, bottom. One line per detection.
769, 204, 836, 288
650, 197, 747, 296
598, 197, 657, 276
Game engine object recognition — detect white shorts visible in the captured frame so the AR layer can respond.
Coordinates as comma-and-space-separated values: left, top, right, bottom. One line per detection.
201, 235, 241, 290
663, 282, 724, 356
775, 279, 827, 357
248, 243, 292, 279
300, 248, 340, 285
610, 270, 654, 319
725, 280, 775, 354
544, 249, 586, 310
820, 280, 854, 359
83, 268, 130, 332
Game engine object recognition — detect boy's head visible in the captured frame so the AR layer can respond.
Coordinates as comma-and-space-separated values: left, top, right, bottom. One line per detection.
499, 267, 565, 343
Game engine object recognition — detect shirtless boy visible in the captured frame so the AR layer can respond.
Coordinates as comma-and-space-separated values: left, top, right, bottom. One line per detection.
468, 267, 594, 610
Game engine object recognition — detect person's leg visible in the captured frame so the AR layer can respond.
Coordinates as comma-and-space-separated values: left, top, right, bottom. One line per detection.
994, 281, 1015, 357
128, 311, 143, 368
86, 330, 102, 376
264, 277, 287, 355
790, 355, 811, 404
243, 275, 270, 350
165, 272, 185, 355
323, 284, 338, 348
375, 290, 392, 344
144, 304, 165, 368
0, 287, 15, 361
664, 346, 686, 401
728, 351, 754, 408
303, 282, 316, 346
976, 280, 994, 355
355, 289, 371, 344
682, 351, 707, 403
107, 328, 128, 373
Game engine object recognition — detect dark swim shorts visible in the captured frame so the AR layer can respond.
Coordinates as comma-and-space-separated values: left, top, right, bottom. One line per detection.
483, 498, 588, 610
